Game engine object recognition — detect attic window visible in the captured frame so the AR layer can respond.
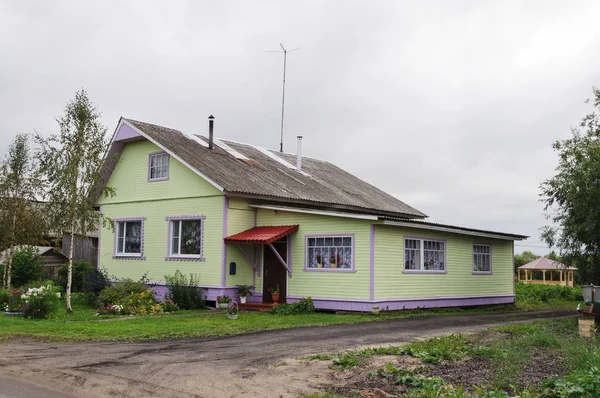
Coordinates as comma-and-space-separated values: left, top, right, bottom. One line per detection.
148, 152, 169, 181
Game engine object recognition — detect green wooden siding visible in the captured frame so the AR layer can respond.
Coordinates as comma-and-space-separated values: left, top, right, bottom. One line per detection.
226, 198, 260, 288
99, 140, 221, 204
374, 225, 514, 299
257, 209, 372, 299
98, 139, 224, 286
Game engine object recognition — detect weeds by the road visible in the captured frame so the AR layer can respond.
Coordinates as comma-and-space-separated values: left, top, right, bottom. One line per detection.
305, 318, 600, 397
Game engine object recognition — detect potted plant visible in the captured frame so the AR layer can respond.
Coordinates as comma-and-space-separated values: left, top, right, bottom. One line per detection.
236, 285, 254, 304
216, 295, 231, 309
268, 285, 280, 303
227, 301, 239, 320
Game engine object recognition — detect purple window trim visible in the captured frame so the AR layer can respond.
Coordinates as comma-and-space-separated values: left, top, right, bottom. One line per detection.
370, 225, 375, 300
472, 242, 493, 274
147, 152, 170, 182
165, 215, 206, 261
403, 235, 447, 274
113, 217, 146, 260
303, 233, 356, 272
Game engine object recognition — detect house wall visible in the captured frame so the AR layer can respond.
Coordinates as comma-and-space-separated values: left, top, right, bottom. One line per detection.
98, 139, 225, 288
224, 198, 262, 299
373, 224, 514, 302
256, 208, 372, 300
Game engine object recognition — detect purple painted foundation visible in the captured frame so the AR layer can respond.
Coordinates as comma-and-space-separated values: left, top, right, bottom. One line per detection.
148, 283, 251, 303
287, 294, 515, 312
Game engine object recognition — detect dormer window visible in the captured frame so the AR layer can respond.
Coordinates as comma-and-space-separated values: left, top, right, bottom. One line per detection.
148, 152, 169, 181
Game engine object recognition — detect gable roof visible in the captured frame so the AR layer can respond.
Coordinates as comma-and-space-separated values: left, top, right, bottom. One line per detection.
0, 246, 66, 264
112, 118, 426, 219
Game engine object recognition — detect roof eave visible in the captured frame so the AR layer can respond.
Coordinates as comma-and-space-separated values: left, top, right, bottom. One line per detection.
382, 219, 528, 241
227, 192, 427, 220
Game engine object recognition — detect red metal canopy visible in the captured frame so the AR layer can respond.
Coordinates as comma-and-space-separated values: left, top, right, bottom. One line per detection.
224, 225, 299, 245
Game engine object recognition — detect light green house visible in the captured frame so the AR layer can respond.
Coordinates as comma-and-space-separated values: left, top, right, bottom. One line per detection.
98, 117, 527, 311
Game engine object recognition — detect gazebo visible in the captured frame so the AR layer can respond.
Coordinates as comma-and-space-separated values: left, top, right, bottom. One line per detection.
518, 257, 577, 287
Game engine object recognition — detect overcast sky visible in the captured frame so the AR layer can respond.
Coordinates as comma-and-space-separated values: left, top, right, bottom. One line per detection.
2, 1, 600, 254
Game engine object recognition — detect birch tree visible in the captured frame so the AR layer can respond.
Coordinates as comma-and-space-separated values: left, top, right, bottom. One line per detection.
36, 90, 115, 312
0, 134, 45, 288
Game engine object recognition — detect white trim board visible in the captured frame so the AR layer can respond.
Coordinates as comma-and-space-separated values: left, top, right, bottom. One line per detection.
249, 204, 378, 220
382, 220, 525, 241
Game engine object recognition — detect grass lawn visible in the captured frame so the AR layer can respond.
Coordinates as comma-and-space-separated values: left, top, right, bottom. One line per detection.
302, 318, 600, 397
0, 293, 580, 342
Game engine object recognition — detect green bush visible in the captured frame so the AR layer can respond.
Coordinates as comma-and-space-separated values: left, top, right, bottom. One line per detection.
21, 282, 60, 319
1, 287, 24, 312
164, 270, 204, 310
82, 268, 110, 304
96, 279, 148, 307
9, 246, 43, 287
56, 260, 95, 292
270, 297, 316, 315
515, 282, 583, 303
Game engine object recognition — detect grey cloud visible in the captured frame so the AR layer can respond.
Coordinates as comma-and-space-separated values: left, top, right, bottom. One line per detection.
2, 0, 600, 254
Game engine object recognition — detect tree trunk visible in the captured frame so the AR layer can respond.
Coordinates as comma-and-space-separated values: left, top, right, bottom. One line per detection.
66, 228, 75, 313
5, 213, 17, 288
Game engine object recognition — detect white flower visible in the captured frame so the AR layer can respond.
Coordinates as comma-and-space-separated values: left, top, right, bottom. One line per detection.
56, 292, 61, 298
21, 295, 26, 300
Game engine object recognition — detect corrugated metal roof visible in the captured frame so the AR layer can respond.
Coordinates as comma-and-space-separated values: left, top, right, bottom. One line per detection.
518, 257, 577, 270
224, 225, 299, 245
124, 119, 426, 219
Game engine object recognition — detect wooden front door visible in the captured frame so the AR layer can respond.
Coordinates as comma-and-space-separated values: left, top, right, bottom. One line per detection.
263, 238, 287, 303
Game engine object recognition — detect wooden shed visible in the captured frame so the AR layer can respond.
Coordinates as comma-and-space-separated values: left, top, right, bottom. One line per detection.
0, 246, 68, 280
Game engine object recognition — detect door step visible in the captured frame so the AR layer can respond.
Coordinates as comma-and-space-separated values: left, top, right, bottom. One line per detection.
238, 302, 280, 312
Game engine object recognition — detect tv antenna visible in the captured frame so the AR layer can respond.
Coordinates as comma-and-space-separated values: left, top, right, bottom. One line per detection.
268, 43, 301, 152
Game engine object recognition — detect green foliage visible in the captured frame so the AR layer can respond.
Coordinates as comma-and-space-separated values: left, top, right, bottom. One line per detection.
374, 363, 444, 389
401, 334, 471, 363
0, 133, 47, 289
36, 89, 117, 311
10, 246, 43, 287
82, 268, 110, 304
56, 260, 94, 292
540, 367, 600, 398
540, 87, 600, 284
515, 282, 583, 304
269, 297, 316, 315
164, 270, 204, 310
21, 282, 60, 319
96, 279, 148, 307
161, 299, 179, 313
236, 284, 254, 297
1, 287, 23, 312
122, 290, 160, 315
515, 251, 540, 271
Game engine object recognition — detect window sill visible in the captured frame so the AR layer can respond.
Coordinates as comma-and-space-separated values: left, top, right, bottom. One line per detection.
148, 177, 169, 182
113, 255, 146, 261
403, 270, 447, 274
472, 271, 492, 275
165, 256, 205, 262
304, 267, 356, 273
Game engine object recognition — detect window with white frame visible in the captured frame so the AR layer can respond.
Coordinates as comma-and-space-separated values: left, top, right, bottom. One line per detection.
404, 238, 445, 271
115, 220, 143, 255
473, 244, 491, 272
306, 236, 353, 269
149, 153, 169, 181
169, 218, 203, 257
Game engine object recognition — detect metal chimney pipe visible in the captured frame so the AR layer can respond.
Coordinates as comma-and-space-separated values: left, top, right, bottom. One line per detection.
296, 136, 303, 171
208, 115, 214, 150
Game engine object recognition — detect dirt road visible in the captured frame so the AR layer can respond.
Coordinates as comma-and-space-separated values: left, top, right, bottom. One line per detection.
0, 309, 575, 398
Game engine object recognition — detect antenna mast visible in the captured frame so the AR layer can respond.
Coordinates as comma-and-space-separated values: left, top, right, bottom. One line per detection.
269, 43, 301, 152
